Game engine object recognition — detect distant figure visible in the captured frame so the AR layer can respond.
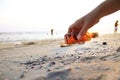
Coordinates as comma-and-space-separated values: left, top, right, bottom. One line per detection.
51, 29, 54, 35
114, 20, 119, 32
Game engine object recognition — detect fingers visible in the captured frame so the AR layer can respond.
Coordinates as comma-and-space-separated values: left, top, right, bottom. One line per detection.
77, 23, 88, 39
68, 24, 80, 34
67, 24, 74, 34
67, 18, 88, 40
64, 33, 71, 43
68, 27, 72, 34
77, 27, 87, 39
67, 21, 79, 34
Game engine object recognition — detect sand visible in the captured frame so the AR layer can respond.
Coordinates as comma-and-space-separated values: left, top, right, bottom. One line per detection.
0, 33, 120, 80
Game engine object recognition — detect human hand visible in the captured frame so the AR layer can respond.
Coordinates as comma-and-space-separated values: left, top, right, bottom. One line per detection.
67, 0, 120, 40
67, 14, 99, 40
65, 0, 120, 43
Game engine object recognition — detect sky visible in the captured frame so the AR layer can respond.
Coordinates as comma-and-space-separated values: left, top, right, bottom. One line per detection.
0, 0, 120, 33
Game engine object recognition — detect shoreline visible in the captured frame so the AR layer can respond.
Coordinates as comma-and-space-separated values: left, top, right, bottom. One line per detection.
0, 33, 119, 50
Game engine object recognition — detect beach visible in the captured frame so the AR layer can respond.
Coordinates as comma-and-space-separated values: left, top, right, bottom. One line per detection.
0, 33, 120, 80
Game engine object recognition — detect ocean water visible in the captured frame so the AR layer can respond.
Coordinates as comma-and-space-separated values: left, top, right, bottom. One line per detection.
0, 32, 65, 42
0, 31, 119, 43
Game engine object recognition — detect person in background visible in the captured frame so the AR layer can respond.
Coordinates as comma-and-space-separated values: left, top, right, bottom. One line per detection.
67, 0, 120, 40
114, 20, 119, 32
51, 28, 54, 35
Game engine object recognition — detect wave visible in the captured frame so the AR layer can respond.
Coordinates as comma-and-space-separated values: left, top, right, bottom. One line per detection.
0, 32, 64, 42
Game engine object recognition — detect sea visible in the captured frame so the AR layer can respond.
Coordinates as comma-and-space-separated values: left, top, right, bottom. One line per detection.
0, 31, 119, 43
0, 32, 65, 42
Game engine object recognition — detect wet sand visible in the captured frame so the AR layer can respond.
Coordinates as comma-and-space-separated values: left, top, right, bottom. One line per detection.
0, 33, 120, 80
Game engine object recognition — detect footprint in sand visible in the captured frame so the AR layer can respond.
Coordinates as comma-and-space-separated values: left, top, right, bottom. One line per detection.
35, 68, 71, 80
46, 67, 71, 80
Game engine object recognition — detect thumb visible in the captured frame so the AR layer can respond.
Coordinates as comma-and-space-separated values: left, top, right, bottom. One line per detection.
77, 27, 87, 40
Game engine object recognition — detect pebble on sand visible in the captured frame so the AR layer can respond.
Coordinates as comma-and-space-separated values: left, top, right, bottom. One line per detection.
102, 42, 107, 45
48, 62, 56, 67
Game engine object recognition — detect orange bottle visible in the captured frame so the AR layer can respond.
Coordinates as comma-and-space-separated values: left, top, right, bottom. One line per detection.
64, 32, 98, 44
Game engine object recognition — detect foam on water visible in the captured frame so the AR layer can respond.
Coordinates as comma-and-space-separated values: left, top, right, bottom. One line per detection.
0, 32, 65, 42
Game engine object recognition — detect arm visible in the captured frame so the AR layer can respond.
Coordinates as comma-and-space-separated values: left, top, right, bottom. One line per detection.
97, 0, 120, 19
68, 0, 120, 39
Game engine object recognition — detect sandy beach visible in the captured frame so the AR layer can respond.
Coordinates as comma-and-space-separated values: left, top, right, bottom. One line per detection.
0, 33, 120, 80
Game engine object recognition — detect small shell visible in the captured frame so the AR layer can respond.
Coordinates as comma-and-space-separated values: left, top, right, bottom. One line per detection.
60, 41, 71, 47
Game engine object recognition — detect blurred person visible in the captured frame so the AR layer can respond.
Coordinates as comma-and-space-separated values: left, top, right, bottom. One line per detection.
114, 20, 119, 32
51, 28, 54, 35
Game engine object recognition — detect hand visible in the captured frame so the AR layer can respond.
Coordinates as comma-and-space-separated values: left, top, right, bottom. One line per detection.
68, 13, 99, 39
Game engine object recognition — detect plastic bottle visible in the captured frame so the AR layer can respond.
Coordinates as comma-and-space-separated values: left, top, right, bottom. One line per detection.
64, 32, 98, 44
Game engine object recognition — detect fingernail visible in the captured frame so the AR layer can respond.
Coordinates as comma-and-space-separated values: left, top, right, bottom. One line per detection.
77, 35, 81, 39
